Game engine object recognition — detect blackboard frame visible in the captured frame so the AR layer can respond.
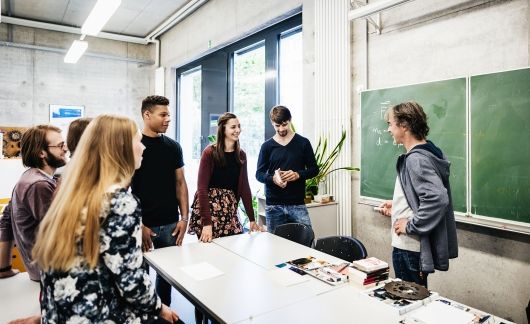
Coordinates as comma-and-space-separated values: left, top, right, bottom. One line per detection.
359, 67, 530, 234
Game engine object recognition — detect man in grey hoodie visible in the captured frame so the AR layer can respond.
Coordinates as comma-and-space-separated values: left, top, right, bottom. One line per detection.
378, 101, 458, 287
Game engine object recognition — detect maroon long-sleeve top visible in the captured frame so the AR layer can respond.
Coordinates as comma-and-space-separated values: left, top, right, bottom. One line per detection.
196, 145, 255, 226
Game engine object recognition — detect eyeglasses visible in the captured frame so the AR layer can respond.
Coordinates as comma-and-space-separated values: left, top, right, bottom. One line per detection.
48, 142, 67, 149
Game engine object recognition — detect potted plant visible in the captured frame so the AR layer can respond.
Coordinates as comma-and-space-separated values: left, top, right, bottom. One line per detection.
305, 130, 359, 202
238, 190, 260, 231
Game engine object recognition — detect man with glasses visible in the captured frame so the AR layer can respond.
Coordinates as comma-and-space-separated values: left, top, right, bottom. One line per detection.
0, 125, 67, 281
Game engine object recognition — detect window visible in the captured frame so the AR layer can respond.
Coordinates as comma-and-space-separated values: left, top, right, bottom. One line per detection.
279, 28, 303, 133
178, 67, 202, 197
232, 42, 266, 194
175, 13, 302, 198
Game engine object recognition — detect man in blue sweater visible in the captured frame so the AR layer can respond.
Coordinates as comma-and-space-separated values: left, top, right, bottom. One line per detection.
377, 101, 458, 287
256, 105, 319, 234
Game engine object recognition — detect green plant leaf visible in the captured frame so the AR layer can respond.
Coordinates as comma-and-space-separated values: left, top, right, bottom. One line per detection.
305, 130, 359, 196
207, 135, 217, 143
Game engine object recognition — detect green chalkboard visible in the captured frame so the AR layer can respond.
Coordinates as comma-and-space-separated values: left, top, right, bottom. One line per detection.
360, 78, 467, 213
471, 68, 530, 223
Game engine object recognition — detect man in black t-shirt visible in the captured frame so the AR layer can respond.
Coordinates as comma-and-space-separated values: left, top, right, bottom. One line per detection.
256, 105, 319, 234
131, 95, 189, 306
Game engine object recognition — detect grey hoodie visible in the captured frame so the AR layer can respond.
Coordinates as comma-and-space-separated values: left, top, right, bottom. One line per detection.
397, 141, 458, 273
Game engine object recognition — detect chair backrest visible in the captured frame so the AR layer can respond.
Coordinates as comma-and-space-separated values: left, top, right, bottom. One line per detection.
273, 223, 315, 247
314, 235, 368, 262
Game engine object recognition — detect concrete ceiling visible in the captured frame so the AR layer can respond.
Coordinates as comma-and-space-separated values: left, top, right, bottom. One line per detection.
1, 0, 192, 37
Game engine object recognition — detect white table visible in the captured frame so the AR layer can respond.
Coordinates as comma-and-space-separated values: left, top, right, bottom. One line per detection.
235, 284, 400, 324
146, 232, 512, 324
213, 232, 346, 270
0, 272, 41, 322
144, 237, 337, 323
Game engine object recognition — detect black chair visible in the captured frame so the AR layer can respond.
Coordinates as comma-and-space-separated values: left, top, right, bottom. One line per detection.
314, 235, 368, 262
273, 223, 315, 247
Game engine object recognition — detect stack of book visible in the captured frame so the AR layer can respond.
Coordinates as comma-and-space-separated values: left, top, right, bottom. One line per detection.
286, 256, 349, 286
348, 257, 389, 288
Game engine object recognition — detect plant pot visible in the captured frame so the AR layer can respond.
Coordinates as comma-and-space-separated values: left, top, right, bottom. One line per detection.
318, 181, 327, 195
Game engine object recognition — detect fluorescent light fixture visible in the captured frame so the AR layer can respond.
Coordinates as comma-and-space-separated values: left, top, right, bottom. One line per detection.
348, 0, 413, 20
64, 40, 88, 64
81, 0, 121, 36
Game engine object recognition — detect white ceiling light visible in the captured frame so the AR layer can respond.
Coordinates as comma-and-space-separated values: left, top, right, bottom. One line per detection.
64, 40, 88, 64
81, 0, 121, 36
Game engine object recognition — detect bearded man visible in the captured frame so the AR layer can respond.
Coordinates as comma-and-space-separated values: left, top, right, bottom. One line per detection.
0, 125, 67, 281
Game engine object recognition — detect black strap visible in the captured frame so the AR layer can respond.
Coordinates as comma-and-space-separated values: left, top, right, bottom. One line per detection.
0, 265, 12, 272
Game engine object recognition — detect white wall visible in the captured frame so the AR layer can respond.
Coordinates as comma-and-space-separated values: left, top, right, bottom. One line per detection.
160, 0, 302, 68
351, 1, 530, 323
0, 25, 156, 128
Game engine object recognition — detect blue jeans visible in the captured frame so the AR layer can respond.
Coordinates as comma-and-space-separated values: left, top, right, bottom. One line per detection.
150, 222, 177, 306
392, 247, 428, 288
265, 204, 312, 234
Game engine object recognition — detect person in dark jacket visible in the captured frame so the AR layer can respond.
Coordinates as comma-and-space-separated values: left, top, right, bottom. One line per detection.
256, 106, 319, 233
377, 101, 458, 287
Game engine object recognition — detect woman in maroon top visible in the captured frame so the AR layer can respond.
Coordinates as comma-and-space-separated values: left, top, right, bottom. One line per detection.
188, 112, 261, 243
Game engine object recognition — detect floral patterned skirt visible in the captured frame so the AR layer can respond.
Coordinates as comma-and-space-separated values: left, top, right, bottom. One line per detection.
188, 188, 243, 238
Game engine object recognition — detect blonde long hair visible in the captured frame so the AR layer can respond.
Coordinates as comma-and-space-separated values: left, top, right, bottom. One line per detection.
33, 115, 138, 271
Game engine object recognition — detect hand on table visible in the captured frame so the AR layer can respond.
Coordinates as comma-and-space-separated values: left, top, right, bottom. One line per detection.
248, 221, 263, 233
172, 221, 187, 246
200, 225, 213, 243
159, 304, 180, 323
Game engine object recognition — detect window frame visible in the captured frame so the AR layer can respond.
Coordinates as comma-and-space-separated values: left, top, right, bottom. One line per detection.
175, 13, 302, 147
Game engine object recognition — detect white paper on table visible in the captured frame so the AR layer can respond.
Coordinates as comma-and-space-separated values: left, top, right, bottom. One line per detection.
407, 301, 475, 324
267, 268, 310, 287
180, 262, 224, 281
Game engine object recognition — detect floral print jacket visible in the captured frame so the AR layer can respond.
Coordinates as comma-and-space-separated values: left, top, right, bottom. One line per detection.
41, 188, 162, 324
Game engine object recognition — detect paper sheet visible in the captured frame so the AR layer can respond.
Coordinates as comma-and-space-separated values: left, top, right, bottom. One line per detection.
180, 262, 224, 281
267, 268, 310, 287
407, 301, 475, 324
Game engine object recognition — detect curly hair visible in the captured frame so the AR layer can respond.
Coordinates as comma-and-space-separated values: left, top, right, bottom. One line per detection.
390, 101, 429, 140
141, 95, 169, 114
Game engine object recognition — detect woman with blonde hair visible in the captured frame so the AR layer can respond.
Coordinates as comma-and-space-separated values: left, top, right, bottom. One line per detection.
33, 115, 180, 323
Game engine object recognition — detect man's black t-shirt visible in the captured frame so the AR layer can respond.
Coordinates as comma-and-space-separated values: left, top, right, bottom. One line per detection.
131, 134, 184, 227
